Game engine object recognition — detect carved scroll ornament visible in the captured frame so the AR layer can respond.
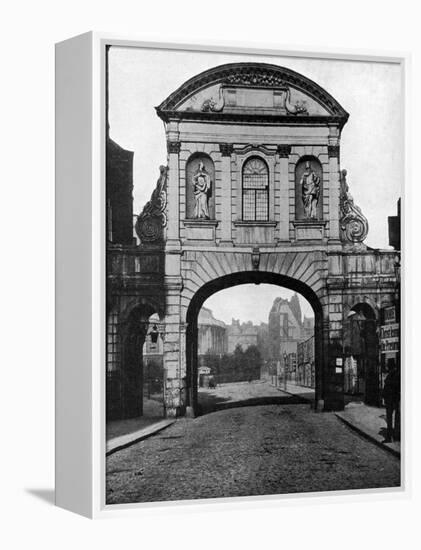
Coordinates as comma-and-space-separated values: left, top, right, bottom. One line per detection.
339, 169, 369, 244
135, 166, 168, 243
282, 88, 308, 115
201, 85, 225, 112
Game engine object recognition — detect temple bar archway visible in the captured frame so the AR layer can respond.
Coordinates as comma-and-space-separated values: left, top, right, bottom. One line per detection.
108, 62, 399, 420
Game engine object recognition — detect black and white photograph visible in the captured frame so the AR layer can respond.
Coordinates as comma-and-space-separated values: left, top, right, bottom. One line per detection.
6, 0, 421, 544
105, 45, 402, 506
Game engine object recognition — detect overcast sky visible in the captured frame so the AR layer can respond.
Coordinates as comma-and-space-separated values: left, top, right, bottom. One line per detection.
203, 284, 313, 325
108, 46, 403, 325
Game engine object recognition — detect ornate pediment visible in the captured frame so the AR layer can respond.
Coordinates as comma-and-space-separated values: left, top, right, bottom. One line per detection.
156, 63, 349, 126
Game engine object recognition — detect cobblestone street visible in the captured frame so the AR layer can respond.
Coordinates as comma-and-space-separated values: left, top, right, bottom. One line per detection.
106, 392, 400, 504
197, 380, 311, 413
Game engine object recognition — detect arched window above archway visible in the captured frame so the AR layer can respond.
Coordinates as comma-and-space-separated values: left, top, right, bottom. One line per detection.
242, 157, 269, 221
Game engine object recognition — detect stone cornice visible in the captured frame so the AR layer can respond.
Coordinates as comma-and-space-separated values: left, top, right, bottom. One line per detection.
183, 219, 219, 227
326, 276, 397, 291
233, 220, 277, 227
158, 110, 347, 128
292, 219, 327, 226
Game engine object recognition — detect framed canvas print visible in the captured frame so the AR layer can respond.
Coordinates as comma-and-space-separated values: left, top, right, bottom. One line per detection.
55, 33, 406, 518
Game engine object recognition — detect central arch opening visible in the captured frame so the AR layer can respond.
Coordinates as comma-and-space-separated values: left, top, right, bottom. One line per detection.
186, 272, 324, 416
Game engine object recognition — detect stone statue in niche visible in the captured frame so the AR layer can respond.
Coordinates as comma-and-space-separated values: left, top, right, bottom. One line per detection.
192, 162, 211, 219
301, 161, 320, 219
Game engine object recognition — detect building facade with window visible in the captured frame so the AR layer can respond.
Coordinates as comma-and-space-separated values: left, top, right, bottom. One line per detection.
268, 293, 314, 361
296, 336, 315, 388
227, 318, 259, 352
197, 307, 228, 357
153, 64, 336, 250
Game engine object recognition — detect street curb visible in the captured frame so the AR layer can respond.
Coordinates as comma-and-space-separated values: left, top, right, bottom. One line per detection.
335, 413, 400, 458
106, 419, 176, 456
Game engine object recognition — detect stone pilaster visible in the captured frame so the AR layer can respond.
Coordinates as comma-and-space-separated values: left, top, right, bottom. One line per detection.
277, 145, 291, 242
328, 143, 341, 241
166, 139, 181, 247
164, 138, 182, 411
163, 282, 185, 417
219, 143, 234, 244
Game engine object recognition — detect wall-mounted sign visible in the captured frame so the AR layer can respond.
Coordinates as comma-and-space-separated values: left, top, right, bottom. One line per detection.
384, 306, 396, 324
380, 323, 399, 353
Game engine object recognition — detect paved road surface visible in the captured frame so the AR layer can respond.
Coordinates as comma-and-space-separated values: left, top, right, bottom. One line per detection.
106, 398, 400, 504
197, 379, 313, 414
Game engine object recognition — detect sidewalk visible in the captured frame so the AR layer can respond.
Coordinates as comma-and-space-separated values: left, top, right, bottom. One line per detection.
106, 418, 175, 456
335, 402, 400, 457
277, 382, 400, 457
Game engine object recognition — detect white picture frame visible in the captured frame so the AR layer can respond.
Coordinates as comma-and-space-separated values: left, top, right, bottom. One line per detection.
55, 32, 409, 518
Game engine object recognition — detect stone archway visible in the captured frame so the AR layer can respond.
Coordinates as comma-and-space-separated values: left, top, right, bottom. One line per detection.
107, 62, 399, 421
109, 301, 162, 420
185, 271, 325, 416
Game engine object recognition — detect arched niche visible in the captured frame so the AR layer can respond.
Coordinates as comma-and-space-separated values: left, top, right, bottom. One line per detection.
295, 156, 323, 221
185, 153, 215, 220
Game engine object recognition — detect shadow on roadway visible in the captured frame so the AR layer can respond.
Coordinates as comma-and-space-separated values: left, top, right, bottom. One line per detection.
198, 391, 310, 416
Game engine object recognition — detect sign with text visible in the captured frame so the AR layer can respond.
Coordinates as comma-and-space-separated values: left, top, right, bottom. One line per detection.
384, 306, 396, 324
380, 323, 399, 353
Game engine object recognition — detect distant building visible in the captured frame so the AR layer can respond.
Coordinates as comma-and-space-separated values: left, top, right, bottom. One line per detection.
143, 308, 228, 365
227, 319, 259, 352
296, 336, 315, 388
388, 198, 401, 250
302, 316, 315, 340
197, 307, 227, 356
106, 137, 134, 245
377, 197, 400, 401
256, 322, 270, 361
268, 293, 314, 361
